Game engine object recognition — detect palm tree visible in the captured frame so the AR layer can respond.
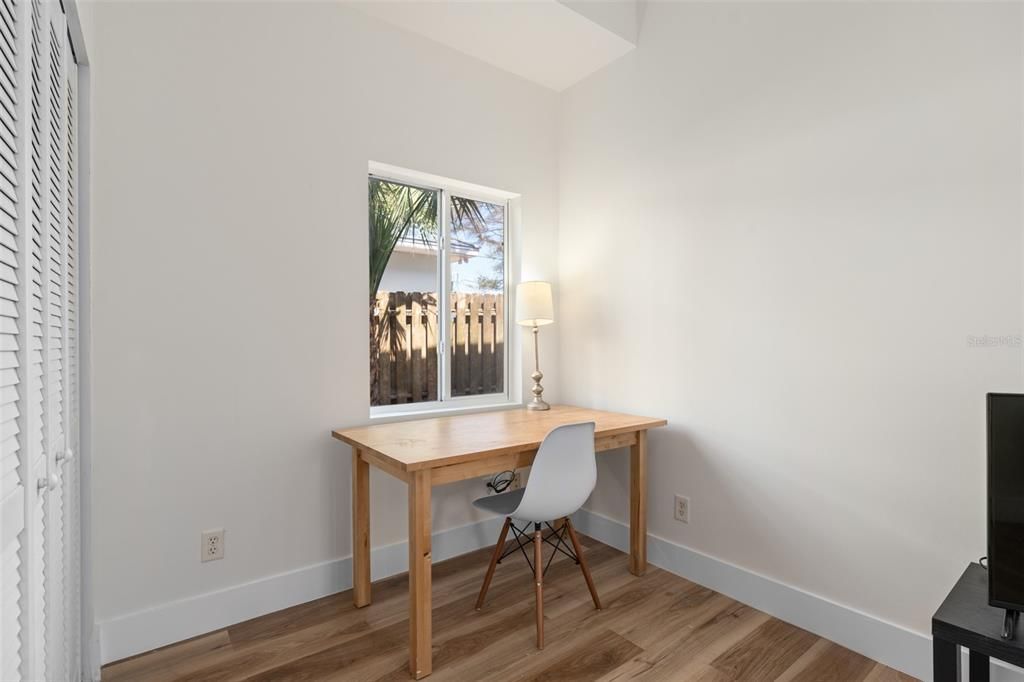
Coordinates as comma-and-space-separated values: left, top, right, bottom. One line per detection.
369, 178, 431, 404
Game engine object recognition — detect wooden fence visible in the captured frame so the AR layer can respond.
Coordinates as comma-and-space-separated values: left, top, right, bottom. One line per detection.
371, 291, 505, 406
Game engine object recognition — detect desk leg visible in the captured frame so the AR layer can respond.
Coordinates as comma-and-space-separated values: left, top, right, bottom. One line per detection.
353, 450, 371, 608
932, 637, 960, 682
408, 470, 432, 679
630, 430, 648, 576
969, 649, 989, 682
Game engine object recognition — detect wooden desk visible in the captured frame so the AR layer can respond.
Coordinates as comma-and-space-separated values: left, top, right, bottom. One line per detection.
332, 404, 667, 679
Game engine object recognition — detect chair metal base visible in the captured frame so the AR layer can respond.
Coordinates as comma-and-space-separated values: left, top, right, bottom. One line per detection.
475, 516, 601, 650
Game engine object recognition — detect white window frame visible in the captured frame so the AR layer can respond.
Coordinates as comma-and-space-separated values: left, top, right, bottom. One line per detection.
369, 162, 518, 418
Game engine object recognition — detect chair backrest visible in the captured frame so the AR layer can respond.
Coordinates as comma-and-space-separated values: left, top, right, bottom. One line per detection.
512, 421, 596, 523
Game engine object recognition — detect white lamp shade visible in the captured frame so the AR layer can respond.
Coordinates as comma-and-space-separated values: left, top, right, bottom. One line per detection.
516, 281, 554, 327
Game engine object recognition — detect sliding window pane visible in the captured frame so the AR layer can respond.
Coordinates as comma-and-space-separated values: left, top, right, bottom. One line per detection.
369, 177, 440, 407
449, 196, 506, 397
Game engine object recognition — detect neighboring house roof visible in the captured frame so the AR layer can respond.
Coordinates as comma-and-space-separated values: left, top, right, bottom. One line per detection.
393, 227, 478, 263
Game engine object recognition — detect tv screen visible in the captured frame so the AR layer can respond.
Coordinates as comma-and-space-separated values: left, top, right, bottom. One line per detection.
988, 393, 1024, 611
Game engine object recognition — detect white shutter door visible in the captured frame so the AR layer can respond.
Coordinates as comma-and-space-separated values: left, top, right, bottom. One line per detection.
60, 52, 78, 682
42, 2, 66, 679
0, 0, 22, 677
1, 0, 78, 677
18, 0, 50, 678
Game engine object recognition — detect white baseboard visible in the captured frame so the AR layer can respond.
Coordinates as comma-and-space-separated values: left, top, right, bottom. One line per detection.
571, 508, 1024, 682
97, 515, 504, 665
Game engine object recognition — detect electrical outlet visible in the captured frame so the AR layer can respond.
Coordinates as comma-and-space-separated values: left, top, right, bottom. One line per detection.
484, 471, 522, 495
202, 529, 225, 562
674, 495, 689, 524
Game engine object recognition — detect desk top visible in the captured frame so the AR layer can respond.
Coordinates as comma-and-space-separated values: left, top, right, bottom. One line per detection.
933, 562, 1024, 667
333, 404, 667, 472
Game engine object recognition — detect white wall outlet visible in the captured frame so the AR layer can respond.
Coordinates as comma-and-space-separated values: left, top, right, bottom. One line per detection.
484, 471, 522, 495
674, 495, 690, 524
202, 529, 225, 562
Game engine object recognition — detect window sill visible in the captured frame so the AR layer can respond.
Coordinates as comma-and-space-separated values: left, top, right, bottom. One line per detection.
369, 400, 522, 423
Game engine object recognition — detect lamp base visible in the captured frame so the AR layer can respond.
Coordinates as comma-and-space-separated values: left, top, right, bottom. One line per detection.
527, 367, 549, 411
527, 398, 550, 411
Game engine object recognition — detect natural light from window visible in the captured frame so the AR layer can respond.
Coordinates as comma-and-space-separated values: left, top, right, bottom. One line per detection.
369, 169, 510, 413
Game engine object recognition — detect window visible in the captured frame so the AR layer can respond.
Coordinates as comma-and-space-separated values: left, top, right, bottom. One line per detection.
369, 165, 511, 413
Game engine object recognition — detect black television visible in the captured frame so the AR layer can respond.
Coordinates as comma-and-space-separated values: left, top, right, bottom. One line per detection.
988, 392, 1024, 639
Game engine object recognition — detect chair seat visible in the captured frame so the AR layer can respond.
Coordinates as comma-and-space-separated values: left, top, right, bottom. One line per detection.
471, 488, 525, 517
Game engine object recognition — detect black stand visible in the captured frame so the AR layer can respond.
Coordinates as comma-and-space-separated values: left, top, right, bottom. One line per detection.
933, 564, 1024, 682
1002, 609, 1019, 641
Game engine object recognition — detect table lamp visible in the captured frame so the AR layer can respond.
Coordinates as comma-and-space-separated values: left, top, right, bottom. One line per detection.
516, 281, 554, 411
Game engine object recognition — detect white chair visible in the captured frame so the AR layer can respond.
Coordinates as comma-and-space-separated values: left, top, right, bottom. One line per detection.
472, 421, 602, 649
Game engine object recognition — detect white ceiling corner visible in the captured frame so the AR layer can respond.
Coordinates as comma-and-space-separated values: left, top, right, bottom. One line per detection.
348, 0, 639, 92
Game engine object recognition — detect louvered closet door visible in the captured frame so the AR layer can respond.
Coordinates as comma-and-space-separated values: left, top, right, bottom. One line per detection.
20, 0, 50, 678
61, 52, 78, 682
0, 0, 23, 678
1, 0, 80, 679
42, 4, 69, 678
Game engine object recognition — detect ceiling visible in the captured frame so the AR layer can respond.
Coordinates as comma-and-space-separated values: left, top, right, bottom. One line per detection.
349, 0, 639, 92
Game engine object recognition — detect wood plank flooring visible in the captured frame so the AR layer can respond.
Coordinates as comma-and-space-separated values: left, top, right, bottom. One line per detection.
102, 535, 918, 681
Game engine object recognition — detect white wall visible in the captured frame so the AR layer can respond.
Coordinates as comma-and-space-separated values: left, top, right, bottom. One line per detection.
558, 0, 1023, 639
88, 0, 559, 654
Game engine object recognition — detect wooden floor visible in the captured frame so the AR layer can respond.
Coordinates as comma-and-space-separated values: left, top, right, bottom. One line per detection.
103, 535, 918, 681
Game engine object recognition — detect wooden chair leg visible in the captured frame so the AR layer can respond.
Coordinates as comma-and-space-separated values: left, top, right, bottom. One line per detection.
534, 525, 544, 649
476, 517, 511, 611
565, 518, 602, 610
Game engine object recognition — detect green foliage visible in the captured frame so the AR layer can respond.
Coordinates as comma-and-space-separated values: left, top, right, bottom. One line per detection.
473, 275, 503, 291
368, 177, 437, 298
